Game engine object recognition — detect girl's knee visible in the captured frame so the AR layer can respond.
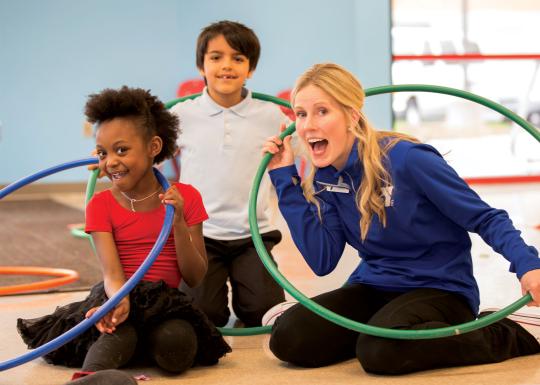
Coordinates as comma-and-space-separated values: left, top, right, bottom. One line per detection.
149, 319, 198, 373
82, 324, 138, 371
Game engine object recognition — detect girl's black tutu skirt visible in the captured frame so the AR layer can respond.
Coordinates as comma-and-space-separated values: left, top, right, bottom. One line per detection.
17, 280, 231, 368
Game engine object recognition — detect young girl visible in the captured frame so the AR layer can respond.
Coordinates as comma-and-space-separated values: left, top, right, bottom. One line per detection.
17, 86, 231, 375
262, 63, 540, 374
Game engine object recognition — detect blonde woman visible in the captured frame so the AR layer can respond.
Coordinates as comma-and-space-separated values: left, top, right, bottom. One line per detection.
262, 63, 540, 374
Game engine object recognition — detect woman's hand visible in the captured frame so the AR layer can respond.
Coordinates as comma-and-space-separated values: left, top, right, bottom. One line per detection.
85, 298, 130, 334
520, 269, 540, 307
160, 185, 185, 225
262, 123, 295, 171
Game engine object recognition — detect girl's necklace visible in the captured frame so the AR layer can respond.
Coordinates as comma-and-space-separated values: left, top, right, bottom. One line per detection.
120, 187, 161, 212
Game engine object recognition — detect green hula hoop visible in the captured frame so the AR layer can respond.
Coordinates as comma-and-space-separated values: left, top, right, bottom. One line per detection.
249, 84, 539, 339
70, 169, 99, 240
82, 92, 292, 336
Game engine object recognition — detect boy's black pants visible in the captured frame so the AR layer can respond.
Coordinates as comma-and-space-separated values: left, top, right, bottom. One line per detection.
180, 230, 285, 327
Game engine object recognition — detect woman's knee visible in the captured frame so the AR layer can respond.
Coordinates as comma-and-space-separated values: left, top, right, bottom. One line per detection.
356, 334, 411, 375
268, 308, 318, 366
269, 331, 311, 366
148, 319, 198, 373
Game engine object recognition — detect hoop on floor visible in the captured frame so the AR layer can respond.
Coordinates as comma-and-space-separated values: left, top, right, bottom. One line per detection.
249, 84, 539, 340
0, 159, 174, 371
0, 266, 79, 296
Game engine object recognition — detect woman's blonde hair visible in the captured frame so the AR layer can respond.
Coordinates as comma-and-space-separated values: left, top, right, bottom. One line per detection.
291, 63, 419, 241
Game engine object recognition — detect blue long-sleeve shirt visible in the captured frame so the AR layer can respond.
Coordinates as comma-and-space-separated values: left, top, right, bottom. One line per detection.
269, 140, 540, 314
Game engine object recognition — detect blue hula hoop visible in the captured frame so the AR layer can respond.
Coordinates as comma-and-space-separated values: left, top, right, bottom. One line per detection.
0, 158, 174, 371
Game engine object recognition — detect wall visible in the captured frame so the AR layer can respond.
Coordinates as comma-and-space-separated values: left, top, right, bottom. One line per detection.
0, 0, 391, 184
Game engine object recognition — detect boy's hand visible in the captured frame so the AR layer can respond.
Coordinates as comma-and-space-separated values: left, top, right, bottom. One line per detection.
262, 123, 294, 170
160, 185, 186, 224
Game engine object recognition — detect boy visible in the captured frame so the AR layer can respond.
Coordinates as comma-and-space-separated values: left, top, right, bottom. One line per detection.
171, 21, 289, 327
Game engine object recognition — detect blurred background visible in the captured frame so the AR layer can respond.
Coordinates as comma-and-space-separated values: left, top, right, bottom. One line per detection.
0, 0, 391, 185
392, 0, 540, 179
1, 0, 539, 186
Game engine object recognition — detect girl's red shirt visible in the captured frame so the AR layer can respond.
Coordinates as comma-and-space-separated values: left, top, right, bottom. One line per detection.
85, 182, 208, 288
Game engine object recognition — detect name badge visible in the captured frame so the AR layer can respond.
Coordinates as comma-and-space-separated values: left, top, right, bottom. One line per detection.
315, 180, 350, 194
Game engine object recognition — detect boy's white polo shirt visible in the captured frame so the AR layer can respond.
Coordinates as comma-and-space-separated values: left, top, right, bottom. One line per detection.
170, 88, 290, 240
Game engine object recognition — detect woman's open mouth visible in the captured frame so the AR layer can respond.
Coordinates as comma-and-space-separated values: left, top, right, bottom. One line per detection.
308, 138, 328, 156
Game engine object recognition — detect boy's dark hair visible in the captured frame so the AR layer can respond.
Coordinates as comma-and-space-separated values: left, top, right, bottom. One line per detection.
85, 86, 179, 164
196, 20, 260, 72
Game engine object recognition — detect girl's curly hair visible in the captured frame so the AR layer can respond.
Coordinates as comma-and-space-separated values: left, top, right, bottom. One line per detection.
85, 86, 179, 164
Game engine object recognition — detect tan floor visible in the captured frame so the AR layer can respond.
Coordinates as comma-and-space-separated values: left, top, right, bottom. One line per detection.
1, 184, 540, 384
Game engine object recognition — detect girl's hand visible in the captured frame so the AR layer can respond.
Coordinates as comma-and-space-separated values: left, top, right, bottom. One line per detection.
88, 149, 107, 178
159, 185, 185, 224
262, 123, 294, 171
85, 299, 130, 334
520, 269, 540, 307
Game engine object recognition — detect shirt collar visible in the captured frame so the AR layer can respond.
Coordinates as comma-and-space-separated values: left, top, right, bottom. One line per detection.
199, 87, 252, 118
337, 140, 360, 176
